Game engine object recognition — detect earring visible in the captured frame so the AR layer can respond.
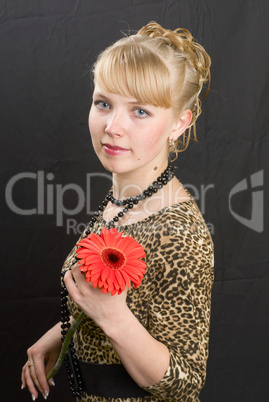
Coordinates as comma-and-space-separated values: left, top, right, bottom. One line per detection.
169, 138, 175, 147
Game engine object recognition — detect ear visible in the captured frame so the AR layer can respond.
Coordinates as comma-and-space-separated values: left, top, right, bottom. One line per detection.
169, 109, 193, 141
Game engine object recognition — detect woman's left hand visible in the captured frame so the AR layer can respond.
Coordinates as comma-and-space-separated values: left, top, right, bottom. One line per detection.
64, 264, 128, 327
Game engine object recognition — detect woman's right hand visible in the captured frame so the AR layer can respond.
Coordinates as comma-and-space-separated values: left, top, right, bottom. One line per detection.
21, 322, 63, 400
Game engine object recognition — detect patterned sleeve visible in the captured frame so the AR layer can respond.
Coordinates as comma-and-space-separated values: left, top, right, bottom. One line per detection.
141, 207, 214, 400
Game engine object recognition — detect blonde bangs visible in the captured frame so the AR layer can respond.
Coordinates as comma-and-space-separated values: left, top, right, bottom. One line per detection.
93, 41, 173, 108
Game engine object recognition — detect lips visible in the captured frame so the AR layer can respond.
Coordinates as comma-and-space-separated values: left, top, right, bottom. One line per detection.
102, 143, 130, 156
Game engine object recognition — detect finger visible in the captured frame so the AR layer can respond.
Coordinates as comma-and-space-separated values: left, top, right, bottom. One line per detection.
27, 361, 43, 394
48, 377, 55, 387
64, 269, 80, 300
34, 363, 51, 398
22, 362, 40, 400
25, 355, 50, 398
21, 363, 26, 388
72, 264, 87, 285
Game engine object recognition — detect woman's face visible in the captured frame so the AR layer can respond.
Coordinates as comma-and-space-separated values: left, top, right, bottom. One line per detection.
89, 83, 179, 178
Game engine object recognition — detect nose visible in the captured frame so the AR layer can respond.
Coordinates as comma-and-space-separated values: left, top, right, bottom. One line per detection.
105, 111, 125, 136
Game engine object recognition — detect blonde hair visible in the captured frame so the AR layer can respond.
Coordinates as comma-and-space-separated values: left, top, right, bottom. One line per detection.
93, 22, 211, 155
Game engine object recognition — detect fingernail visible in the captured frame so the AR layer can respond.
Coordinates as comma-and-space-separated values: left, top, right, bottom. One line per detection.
49, 378, 55, 386
42, 393, 47, 400
21, 384, 24, 389
43, 389, 49, 399
32, 395, 36, 401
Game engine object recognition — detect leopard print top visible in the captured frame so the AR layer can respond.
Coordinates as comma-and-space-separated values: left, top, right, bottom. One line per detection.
62, 198, 214, 402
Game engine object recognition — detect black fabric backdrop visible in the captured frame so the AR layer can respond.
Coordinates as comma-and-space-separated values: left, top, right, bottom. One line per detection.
0, 1, 268, 401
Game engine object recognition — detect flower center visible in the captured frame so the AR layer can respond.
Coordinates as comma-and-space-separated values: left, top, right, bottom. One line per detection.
101, 247, 126, 270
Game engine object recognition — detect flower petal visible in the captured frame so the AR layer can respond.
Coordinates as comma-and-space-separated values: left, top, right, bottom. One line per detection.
115, 270, 124, 287
125, 247, 146, 259
125, 259, 147, 268
111, 288, 118, 296
101, 227, 122, 247
84, 255, 103, 264
116, 237, 138, 253
124, 265, 145, 277
101, 266, 110, 282
120, 270, 131, 288
76, 242, 102, 254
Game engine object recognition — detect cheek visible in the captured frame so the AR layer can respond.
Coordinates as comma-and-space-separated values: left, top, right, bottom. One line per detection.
88, 111, 102, 144
88, 108, 95, 132
142, 128, 168, 150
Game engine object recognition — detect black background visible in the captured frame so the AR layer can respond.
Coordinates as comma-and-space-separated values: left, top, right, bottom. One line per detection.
0, 1, 268, 401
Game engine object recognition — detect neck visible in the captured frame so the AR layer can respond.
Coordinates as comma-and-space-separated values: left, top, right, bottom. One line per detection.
112, 160, 169, 200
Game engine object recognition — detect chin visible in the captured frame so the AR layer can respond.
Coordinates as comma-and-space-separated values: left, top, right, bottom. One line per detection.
100, 160, 128, 175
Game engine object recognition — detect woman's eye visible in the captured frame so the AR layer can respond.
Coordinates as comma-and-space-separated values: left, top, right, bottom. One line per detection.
94, 100, 110, 110
134, 108, 149, 118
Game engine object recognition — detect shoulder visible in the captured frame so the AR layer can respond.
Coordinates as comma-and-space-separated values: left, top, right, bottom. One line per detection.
152, 200, 212, 241
145, 200, 214, 267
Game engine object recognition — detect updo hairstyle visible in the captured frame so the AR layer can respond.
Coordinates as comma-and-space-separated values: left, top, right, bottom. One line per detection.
93, 22, 211, 155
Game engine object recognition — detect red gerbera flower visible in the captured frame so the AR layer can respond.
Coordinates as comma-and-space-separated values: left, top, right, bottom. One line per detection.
76, 227, 146, 295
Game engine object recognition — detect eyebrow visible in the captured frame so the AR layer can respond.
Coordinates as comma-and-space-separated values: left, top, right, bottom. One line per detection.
93, 91, 140, 105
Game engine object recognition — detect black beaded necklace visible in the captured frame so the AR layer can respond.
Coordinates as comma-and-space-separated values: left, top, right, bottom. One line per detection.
60, 163, 176, 399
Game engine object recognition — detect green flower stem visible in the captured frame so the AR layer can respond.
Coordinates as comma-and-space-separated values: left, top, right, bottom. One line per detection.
46, 311, 85, 381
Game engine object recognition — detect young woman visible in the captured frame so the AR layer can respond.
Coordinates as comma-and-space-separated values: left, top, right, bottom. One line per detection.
21, 22, 214, 401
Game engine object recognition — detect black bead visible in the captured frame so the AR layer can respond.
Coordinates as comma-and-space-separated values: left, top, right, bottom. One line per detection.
127, 203, 133, 209
118, 211, 124, 217
122, 207, 128, 213
113, 216, 119, 222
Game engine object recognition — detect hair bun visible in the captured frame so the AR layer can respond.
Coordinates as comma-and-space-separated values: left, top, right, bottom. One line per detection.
137, 22, 211, 90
